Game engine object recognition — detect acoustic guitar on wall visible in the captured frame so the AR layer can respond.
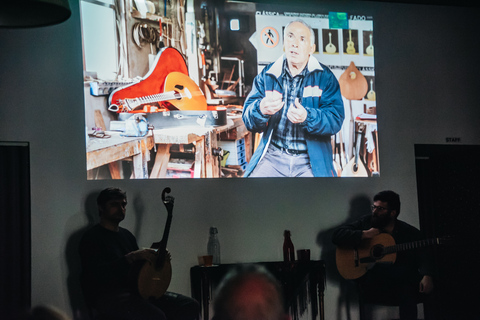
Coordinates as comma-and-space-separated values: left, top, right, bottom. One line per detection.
346, 29, 356, 54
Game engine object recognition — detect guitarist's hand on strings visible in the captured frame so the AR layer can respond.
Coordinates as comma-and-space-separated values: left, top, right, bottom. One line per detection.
419, 275, 434, 294
362, 227, 381, 239
125, 248, 157, 264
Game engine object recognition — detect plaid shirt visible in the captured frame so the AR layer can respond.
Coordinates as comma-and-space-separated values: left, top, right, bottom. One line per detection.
271, 59, 308, 152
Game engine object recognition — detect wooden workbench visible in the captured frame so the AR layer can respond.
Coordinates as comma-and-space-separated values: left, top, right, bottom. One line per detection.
86, 131, 154, 179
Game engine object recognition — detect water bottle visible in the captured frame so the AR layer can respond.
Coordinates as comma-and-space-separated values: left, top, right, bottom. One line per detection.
207, 226, 221, 265
283, 230, 295, 262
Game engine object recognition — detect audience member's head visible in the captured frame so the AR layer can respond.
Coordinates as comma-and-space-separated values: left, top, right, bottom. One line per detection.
213, 264, 290, 320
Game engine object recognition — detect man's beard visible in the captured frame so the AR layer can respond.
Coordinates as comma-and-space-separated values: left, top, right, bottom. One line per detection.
371, 213, 392, 229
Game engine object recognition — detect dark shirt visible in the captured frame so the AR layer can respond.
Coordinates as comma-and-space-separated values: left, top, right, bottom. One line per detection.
79, 224, 139, 304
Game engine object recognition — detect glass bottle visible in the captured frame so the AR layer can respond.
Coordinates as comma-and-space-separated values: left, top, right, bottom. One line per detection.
207, 226, 221, 265
283, 230, 295, 262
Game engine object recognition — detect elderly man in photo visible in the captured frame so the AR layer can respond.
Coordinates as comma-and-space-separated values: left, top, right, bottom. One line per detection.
242, 19, 344, 177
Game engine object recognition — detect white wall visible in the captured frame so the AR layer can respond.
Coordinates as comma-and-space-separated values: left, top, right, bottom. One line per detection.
0, 0, 479, 319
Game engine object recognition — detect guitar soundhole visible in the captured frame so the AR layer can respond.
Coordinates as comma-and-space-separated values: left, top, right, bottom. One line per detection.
371, 245, 384, 259
174, 85, 184, 90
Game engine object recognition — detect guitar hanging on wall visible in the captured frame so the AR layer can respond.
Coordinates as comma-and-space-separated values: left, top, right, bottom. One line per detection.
135, 187, 174, 299
346, 29, 356, 54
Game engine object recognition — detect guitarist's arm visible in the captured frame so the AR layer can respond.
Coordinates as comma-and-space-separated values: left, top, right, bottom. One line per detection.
332, 215, 372, 247
125, 249, 157, 264
420, 275, 434, 294
361, 228, 380, 239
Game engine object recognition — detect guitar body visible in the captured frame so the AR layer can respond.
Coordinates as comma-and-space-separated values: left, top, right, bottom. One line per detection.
342, 156, 369, 177
326, 43, 336, 54
163, 72, 207, 110
109, 47, 207, 112
346, 41, 356, 54
137, 256, 172, 299
338, 62, 368, 100
336, 233, 396, 280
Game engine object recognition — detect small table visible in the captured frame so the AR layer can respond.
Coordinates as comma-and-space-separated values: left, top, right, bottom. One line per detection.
190, 261, 325, 320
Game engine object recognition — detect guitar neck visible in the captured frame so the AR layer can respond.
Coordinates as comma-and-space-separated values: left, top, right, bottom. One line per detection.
125, 91, 181, 109
157, 210, 173, 252
383, 238, 441, 255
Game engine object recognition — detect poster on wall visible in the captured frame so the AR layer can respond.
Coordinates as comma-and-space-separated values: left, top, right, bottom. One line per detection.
81, 0, 378, 179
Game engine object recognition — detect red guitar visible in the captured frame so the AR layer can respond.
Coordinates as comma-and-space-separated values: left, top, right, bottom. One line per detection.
108, 47, 207, 113
109, 72, 207, 112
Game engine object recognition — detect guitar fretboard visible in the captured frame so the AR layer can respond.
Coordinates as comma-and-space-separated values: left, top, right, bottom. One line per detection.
124, 91, 181, 109
383, 238, 441, 255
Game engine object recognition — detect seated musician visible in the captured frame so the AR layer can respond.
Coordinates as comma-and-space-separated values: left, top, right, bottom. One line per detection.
332, 190, 434, 320
79, 187, 199, 320
212, 264, 291, 320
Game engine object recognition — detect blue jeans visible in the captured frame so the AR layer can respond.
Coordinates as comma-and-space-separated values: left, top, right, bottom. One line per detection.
249, 143, 314, 177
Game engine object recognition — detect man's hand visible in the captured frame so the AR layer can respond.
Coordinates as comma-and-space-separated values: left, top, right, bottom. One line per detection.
260, 90, 284, 116
419, 275, 434, 294
125, 248, 157, 264
361, 228, 381, 239
287, 98, 308, 124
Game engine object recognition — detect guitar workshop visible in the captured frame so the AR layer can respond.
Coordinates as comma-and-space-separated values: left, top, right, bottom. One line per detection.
82, 0, 379, 179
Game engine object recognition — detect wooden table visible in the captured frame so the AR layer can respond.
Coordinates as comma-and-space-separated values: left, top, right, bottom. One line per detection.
150, 115, 251, 178
86, 131, 154, 179
190, 260, 326, 320
85, 115, 250, 179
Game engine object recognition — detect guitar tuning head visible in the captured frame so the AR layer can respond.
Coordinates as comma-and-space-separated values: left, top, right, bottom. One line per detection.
161, 187, 171, 202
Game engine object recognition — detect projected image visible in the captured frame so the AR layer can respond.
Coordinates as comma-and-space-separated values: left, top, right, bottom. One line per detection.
81, 0, 378, 179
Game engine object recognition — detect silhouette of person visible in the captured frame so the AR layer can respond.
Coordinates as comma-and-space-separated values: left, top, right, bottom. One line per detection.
212, 264, 290, 320
316, 194, 371, 320
78, 187, 199, 320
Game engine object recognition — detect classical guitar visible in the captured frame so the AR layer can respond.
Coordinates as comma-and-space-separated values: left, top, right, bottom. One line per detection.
109, 71, 207, 112
136, 187, 174, 299
346, 29, 356, 54
336, 233, 447, 280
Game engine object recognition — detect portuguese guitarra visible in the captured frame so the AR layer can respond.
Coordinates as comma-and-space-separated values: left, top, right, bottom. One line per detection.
136, 187, 174, 299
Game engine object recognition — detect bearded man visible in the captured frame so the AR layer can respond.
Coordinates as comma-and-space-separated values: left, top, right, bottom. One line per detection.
332, 190, 434, 320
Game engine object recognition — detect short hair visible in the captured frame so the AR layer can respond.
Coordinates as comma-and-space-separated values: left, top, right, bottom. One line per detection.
373, 190, 401, 216
213, 264, 286, 320
96, 187, 127, 208
284, 19, 315, 46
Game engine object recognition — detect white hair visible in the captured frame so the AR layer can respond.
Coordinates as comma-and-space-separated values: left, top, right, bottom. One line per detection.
284, 19, 315, 46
